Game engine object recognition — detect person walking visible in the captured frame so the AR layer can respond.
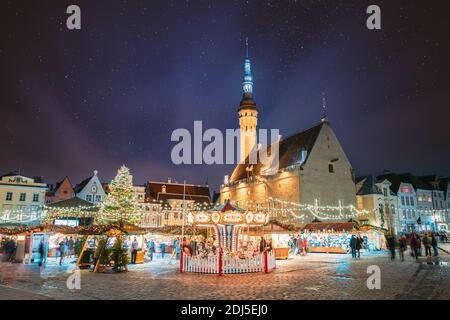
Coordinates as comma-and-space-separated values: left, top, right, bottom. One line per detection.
387, 235, 396, 260
410, 234, 419, 260
431, 233, 439, 257
67, 237, 74, 259
59, 239, 67, 266
399, 235, 407, 261
301, 235, 308, 256
131, 237, 139, 264
356, 235, 363, 258
292, 236, 298, 255
149, 239, 155, 261
422, 234, 432, 257
38, 240, 45, 267
349, 235, 357, 258
259, 237, 267, 253
160, 241, 166, 259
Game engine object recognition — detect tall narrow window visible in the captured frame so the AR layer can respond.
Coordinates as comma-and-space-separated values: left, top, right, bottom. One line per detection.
328, 164, 334, 173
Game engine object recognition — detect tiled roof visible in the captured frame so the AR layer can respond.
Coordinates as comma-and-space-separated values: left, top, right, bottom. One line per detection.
73, 176, 93, 193
356, 176, 382, 195
229, 122, 324, 182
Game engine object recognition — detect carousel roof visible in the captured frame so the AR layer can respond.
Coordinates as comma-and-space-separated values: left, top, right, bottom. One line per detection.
208, 201, 245, 213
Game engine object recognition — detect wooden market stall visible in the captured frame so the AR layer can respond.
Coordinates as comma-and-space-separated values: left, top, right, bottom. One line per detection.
301, 221, 386, 253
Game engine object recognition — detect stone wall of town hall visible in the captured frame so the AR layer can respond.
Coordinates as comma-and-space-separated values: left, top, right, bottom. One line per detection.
299, 122, 356, 220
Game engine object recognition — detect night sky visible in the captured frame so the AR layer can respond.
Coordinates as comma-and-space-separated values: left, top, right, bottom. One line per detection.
1, 0, 450, 192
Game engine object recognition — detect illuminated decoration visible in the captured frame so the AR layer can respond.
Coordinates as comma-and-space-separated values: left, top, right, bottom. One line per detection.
211, 212, 220, 223
100, 165, 142, 225
245, 212, 254, 224
187, 212, 194, 224
189, 200, 268, 252
194, 212, 209, 223
223, 212, 242, 223
242, 37, 253, 94
254, 213, 266, 224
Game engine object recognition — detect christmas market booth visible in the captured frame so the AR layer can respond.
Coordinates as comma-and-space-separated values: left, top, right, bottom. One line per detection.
301, 221, 386, 254
181, 201, 276, 275
240, 220, 297, 260
0, 223, 76, 265
73, 223, 148, 271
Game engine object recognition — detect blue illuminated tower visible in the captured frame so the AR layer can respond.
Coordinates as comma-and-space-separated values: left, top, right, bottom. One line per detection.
238, 38, 258, 162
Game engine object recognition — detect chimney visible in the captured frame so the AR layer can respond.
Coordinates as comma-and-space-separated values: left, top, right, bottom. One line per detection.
167, 177, 172, 183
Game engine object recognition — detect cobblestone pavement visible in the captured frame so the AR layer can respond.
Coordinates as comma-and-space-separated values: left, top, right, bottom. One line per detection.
1, 247, 449, 300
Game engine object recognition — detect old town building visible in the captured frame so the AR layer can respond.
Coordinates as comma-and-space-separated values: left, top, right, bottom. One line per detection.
219, 43, 356, 227
145, 178, 211, 226
45, 176, 75, 204
0, 172, 47, 224
74, 170, 106, 205
355, 176, 400, 234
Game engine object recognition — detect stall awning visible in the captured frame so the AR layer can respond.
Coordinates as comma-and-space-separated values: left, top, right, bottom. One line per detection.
301, 222, 358, 233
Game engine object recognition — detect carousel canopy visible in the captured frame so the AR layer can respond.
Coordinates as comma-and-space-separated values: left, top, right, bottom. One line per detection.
208, 201, 245, 213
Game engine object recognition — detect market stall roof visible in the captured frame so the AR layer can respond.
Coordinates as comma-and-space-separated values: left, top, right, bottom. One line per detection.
0, 224, 69, 235
208, 201, 245, 213
45, 197, 99, 211
301, 222, 358, 233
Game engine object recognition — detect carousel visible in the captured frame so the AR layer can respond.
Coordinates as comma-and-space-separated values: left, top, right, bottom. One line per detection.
181, 201, 276, 275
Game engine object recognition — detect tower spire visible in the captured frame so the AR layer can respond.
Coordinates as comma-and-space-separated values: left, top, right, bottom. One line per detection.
321, 92, 328, 122
245, 37, 249, 58
242, 37, 253, 96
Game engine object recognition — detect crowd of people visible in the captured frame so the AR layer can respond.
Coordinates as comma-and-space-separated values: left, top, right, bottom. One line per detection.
386, 232, 441, 261
288, 234, 309, 256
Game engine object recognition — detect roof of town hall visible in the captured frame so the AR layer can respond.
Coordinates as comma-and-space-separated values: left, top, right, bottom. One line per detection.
229, 121, 324, 182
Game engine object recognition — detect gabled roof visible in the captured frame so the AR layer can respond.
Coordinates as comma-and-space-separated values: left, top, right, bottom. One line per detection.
398, 173, 433, 191
230, 122, 324, 182
377, 173, 433, 193
356, 176, 382, 195
73, 176, 93, 193
0, 171, 20, 179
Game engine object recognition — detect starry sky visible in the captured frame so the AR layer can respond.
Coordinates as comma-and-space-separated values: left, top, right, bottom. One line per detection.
1, 0, 449, 192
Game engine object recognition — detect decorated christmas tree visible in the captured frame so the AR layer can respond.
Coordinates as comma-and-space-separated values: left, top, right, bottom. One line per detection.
100, 165, 141, 226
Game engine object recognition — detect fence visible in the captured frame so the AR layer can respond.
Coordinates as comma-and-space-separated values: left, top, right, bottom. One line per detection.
180, 250, 276, 275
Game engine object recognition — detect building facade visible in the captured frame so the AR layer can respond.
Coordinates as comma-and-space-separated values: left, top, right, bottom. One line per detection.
74, 170, 106, 205
145, 178, 211, 226
45, 176, 75, 204
355, 176, 400, 235
0, 172, 47, 224
219, 43, 356, 227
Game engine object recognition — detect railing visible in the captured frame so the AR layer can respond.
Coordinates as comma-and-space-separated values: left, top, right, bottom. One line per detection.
180, 251, 276, 275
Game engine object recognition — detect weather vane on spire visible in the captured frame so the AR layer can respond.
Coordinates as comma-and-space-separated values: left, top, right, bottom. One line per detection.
245, 37, 249, 58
